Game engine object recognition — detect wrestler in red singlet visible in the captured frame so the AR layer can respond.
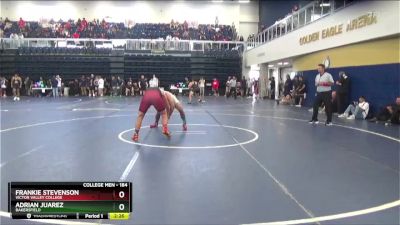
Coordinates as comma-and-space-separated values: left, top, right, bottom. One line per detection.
132, 88, 170, 142
150, 90, 187, 131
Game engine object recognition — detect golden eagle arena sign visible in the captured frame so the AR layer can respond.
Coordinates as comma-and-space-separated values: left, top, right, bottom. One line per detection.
299, 13, 377, 45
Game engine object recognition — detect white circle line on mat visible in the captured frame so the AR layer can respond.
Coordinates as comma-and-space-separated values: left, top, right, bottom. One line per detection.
118, 124, 259, 149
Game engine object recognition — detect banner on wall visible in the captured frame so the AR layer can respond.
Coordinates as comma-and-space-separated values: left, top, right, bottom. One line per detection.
299, 12, 377, 46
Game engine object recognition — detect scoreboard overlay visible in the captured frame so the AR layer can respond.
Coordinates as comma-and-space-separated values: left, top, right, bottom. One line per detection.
8, 182, 132, 220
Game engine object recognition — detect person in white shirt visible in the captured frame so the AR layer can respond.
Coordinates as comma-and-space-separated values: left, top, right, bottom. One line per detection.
98, 76, 104, 96
309, 64, 334, 126
149, 74, 159, 88
56, 75, 62, 97
338, 96, 369, 120
198, 77, 205, 102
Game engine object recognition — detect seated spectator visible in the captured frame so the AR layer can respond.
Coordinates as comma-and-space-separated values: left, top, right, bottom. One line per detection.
369, 97, 400, 125
280, 74, 293, 104
338, 96, 369, 120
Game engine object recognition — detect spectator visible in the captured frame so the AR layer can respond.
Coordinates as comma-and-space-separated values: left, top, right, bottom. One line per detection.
18, 17, 25, 30
241, 76, 247, 97
79, 75, 87, 96
336, 71, 350, 114
228, 76, 237, 99
88, 74, 96, 97
98, 76, 104, 97
149, 74, 159, 88
24, 76, 32, 96
369, 97, 400, 125
225, 76, 231, 97
125, 78, 133, 96
56, 75, 62, 97
188, 79, 200, 104
282, 74, 293, 101
0, 76, 7, 97
338, 96, 369, 120
199, 77, 206, 102
117, 76, 124, 96
51, 75, 58, 98
138, 75, 148, 96
269, 77, 276, 99
133, 81, 139, 96
295, 76, 306, 107
3, 18, 234, 40
11, 73, 22, 101
252, 78, 259, 104
111, 76, 118, 97
309, 64, 334, 125
212, 78, 219, 96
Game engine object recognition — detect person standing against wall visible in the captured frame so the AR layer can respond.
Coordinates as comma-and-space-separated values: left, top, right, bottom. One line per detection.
335, 71, 350, 114
309, 64, 334, 126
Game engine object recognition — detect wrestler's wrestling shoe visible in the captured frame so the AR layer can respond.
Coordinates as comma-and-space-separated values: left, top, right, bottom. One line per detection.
132, 133, 139, 142
150, 123, 158, 128
183, 123, 187, 131
162, 126, 171, 138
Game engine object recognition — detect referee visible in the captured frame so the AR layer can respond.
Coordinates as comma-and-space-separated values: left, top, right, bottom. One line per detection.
309, 64, 334, 126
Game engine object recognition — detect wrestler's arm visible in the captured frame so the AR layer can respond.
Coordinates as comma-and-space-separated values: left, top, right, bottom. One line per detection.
162, 93, 171, 117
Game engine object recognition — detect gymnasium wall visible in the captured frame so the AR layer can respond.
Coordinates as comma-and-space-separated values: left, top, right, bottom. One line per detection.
292, 36, 400, 111
245, 0, 400, 66
0, 0, 259, 38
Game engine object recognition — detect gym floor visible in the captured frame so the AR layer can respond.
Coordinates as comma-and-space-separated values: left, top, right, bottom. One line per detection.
1, 96, 399, 225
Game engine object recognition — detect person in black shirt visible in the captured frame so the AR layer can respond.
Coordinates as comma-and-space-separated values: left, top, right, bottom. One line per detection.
51, 76, 58, 98
79, 75, 87, 96
126, 78, 133, 96
269, 77, 275, 100
88, 74, 96, 97
295, 76, 306, 107
117, 76, 124, 97
24, 76, 32, 96
283, 75, 293, 99
111, 76, 118, 97
139, 75, 148, 96
335, 71, 350, 114
369, 97, 400, 125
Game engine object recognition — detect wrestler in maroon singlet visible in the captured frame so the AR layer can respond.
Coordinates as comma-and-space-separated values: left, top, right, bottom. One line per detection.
132, 88, 170, 142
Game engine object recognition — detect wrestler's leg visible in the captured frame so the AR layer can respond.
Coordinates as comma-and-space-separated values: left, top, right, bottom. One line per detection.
175, 103, 187, 131
132, 111, 145, 142
160, 109, 171, 137
150, 112, 161, 128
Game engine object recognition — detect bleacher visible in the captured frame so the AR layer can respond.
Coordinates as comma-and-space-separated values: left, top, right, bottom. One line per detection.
0, 47, 241, 86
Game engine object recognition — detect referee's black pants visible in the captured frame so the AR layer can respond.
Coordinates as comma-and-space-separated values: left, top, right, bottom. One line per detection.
312, 91, 332, 123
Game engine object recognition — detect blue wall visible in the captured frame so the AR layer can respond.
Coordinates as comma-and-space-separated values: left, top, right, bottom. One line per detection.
301, 63, 400, 112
